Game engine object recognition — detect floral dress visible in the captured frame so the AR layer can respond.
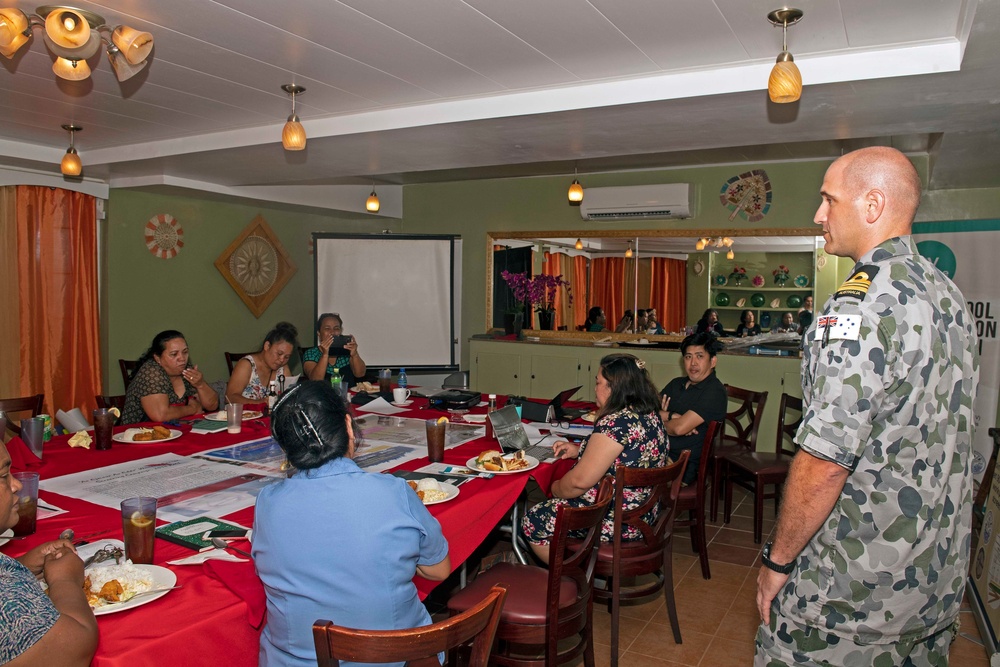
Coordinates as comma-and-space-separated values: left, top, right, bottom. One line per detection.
521, 407, 667, 545
241, 355, 285, 400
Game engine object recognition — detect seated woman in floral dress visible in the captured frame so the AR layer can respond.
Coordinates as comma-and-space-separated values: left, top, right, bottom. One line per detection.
226, 322, 298, 404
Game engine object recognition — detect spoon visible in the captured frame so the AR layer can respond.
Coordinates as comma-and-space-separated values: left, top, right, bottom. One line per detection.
211, 537, 252, 558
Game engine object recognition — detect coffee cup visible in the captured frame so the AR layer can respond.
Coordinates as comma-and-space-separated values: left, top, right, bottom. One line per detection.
392, 388, 411, 404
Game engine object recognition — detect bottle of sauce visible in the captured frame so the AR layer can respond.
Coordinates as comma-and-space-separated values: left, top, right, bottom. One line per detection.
485, 394, 498, 441
266, 380, 278, 416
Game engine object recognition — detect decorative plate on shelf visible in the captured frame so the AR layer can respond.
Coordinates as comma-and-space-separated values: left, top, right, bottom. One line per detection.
715, 292, 730, 307
692, 260, 705, 276
794, 275, 810, 288
750, 293, 766, 307
714, 274, 727, 286
787, 295, 803, 308
735, 298, 746, 308
751, 274, 765, 287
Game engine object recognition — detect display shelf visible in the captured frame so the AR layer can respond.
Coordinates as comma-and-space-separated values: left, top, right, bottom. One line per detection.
710, 285, 810, 291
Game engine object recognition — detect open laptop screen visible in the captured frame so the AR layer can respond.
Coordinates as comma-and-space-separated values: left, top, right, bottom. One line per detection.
552, 385, 584, 419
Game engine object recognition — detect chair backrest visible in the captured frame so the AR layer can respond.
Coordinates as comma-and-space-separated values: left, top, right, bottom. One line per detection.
225, 351, 257, 376
775, 393, 803, 459
119, 359, 139, 390
722, 385, 768, 453
0, 394, 45, 436
313, 584, 507, 667
545, 476, 614, 658
611, 451, 690, 564
442, 371, 469, 389
96, 395, 127, 412
693, 421, 721, 507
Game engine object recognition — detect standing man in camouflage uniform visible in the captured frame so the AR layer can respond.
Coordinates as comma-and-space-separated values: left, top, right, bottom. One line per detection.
755, 146, 979, 666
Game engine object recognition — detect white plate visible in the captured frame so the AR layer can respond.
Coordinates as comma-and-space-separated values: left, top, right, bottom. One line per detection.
422, 482, 460, 506
203, 410, 263, 421
390, 400, 413, 407
0, 528, 12, 547
90, 564, 177, 616
581, 412, 596, 423
593, 342, 613, 347
113, 429, 183, 444
466, 455, 540, 474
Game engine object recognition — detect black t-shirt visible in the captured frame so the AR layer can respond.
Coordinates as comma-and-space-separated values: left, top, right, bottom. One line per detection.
660, 371, 727, 483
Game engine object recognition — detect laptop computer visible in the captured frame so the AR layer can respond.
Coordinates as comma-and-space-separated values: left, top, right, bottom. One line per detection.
488, 405, 556, 461
551, 385, 587, 420
510, 386, 584, 422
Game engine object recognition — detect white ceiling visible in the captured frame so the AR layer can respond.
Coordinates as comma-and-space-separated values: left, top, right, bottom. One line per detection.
0, 0, 996, 216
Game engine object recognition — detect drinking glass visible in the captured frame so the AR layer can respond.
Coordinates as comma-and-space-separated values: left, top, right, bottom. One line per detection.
226, 403, 244, 434
121, 497, 157, 564
12, 472, 39, 537
93, 408, 115, 450
425, 419, 446, 462
20, 417, 44, 459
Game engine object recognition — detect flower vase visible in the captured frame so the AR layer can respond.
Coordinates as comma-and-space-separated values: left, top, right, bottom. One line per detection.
537, 310, 555, 331
503, 312, 524, 336
732, 277, 743, 287
775, 277, 787, 287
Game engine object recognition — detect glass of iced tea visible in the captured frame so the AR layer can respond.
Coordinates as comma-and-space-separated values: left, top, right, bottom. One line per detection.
11, 472, 39, 537
121, 496, 157, 564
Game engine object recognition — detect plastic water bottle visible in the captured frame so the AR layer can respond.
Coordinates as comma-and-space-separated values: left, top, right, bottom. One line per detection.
330, 366, 341, 390
398, 368, 408, 389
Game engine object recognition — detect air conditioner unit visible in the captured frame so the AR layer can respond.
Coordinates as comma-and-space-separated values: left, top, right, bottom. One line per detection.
579, 184, 694, 220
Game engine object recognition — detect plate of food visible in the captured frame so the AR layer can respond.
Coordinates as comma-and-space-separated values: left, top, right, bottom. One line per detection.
794, 274, 810, 288
581, 410, 597, 423
113, 427, 182, 443
406, 478, 459, 505
467, 451, 539, 474
0, 528, 12, 547
352, 381, 379, 393
84, 562, 177, 616
752, 274, 765, 287
204, 410, 263, 422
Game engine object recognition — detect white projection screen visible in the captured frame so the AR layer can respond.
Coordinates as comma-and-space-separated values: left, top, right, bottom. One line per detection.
314, 234, 461, 370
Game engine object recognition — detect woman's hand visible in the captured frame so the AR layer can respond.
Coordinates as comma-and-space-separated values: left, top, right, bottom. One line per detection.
182, 365, 206, 387
18, 540, 76, 577
317, 333, 334, 357
344, 336, 359, 357
551, 440, 581, 460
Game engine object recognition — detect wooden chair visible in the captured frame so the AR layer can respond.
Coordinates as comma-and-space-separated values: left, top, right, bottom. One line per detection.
119, 359, 139, 390
593, 452, 690, 665
674, 421, 722, 580
709, 385, 768, 521
314, 585, 507, 667
96, 394, 127, 412
722, 394, 802, 543
224, 351, 257, 375
0, 394, 45, 436
447, 477, 614, 667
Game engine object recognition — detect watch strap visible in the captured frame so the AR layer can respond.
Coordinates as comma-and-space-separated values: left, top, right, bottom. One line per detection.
761, 542, 795, 575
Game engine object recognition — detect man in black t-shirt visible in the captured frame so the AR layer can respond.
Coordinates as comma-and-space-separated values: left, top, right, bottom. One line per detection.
659, 333, 728, 484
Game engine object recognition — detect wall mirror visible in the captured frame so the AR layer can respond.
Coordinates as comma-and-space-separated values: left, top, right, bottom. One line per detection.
486, 228, 823, 332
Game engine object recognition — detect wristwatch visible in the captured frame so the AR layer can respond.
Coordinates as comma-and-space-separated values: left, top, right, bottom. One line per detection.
761, 542, 795, 574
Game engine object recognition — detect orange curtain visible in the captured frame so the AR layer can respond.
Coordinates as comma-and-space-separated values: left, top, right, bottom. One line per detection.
542, 252, 575, 329
589, 257, 626, 327
17, 186, 102, 417
649, 257, 687, 332
572, 255, 588, 330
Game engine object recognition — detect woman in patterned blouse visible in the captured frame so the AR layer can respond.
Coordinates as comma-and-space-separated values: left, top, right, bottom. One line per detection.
121, 330, 219, 425
226, 322, 298, 404
521, 352, 668, 563
301, 313, 367, 386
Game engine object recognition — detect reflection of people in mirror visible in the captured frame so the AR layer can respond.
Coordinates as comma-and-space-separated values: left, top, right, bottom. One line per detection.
646, 307, 666, 335
772, 312, 799, 333
614, 310, 634, 333
735, 310, 762, 337
585, 306, 608, 332
695, 309, 726, 337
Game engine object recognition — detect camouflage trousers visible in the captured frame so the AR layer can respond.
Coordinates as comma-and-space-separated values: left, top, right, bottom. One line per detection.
755, 614, 958, 666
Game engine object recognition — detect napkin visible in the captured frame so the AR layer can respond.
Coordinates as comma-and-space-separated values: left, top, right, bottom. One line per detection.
68, 431, 92, 448
204, 559, 266, 628
57, 408, 92, 432
167, 548, 247, 565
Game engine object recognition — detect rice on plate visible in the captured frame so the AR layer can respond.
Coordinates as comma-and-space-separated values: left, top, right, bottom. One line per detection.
85, 562, 153, 608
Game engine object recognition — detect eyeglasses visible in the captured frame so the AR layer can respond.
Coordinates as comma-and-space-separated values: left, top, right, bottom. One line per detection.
548, 418, 571, 429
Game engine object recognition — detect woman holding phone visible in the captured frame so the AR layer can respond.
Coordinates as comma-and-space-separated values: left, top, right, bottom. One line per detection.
302, 313, 367, 386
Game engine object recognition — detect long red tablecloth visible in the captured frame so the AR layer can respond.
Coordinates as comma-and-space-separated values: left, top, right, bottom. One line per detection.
1, 398, 569, 667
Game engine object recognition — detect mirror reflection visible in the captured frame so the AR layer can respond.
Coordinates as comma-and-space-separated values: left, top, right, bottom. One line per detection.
488, 230, 823, 335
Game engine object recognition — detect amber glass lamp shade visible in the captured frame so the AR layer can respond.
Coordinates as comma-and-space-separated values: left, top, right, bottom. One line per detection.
112, 26, 154, 65
575, 238, 583, 250
53, 57, 91, 81
282, 116, 306, 151
61, 148, 82, 176
0, 8, 30, 58
366, 191, 380, 213
45, 8, 91, 48
567, 179, 584, 203
726, 248, 735, 260
768, 54, 802, 103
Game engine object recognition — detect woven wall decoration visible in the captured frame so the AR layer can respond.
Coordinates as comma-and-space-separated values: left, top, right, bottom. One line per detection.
145, 213, 184, 259
214, 215, 297, 318
719, 169, 772, 223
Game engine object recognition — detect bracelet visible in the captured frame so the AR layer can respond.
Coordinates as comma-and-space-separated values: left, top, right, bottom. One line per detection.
761, 542, 795, 575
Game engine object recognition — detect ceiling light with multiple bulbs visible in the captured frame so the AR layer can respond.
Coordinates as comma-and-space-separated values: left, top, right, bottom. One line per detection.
696, 236, 735, 259
0, 5, 153, 82
767, 8, 804, 104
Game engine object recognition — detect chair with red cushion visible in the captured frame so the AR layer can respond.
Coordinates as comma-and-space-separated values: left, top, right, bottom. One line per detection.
722, 393, 802, 543
592, 452, 690, 665
313, 584, 507, 667
709, 385, 768, 521
446, 476, 614, 667
674, 421, 722, 580
0, 393, 45, 436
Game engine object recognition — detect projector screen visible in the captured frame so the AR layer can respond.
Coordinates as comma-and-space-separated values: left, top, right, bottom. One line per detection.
314, 234, 461, 371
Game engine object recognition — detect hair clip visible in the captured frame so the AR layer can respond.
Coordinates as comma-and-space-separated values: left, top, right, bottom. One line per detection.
635, 358, 646, 370
295, 405, 323, 448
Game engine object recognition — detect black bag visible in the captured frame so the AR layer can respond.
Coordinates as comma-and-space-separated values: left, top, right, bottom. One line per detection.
427, 390, 481, 411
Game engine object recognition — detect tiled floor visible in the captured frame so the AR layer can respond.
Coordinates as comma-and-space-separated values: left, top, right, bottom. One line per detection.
579, 487, 991, 666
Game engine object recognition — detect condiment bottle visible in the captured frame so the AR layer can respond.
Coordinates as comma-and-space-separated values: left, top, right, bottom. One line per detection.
485, 394, 498, 440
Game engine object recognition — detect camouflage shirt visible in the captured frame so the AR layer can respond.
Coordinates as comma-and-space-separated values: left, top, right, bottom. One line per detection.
779, 236, 979, 644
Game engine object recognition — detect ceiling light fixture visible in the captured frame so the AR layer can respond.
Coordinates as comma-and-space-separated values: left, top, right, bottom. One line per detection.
696, 236, 735, 257
60, 123, 81, 176
281, 84, 306, 151
575, 238, 584, 250
567, 167, 584, 203
0, 5, 153, 82
366, 185, 380, 213
625, 241, 633, 259
767, 8, 804, 103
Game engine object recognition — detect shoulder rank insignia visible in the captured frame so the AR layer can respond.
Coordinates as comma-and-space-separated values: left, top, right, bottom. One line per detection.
834, 265, 880, 300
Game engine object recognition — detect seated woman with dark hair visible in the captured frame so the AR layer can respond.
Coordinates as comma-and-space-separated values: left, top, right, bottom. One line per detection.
614, 309, 635, 333
584, 306, 608, 332
522, 353, 668, 563
301, 313, 367, 386
226, 322, 298, 404
253, 381, 450, 667
735, 309, 762, 337
695, 308, 726, 337
121, 330, 219, 425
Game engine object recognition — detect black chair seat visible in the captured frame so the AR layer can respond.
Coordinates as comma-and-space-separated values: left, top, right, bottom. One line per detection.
726, 451, 788, 477
450, 563, 578, 625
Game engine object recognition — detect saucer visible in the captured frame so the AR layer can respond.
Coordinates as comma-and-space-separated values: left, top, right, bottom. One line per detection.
391, 400, 413, 407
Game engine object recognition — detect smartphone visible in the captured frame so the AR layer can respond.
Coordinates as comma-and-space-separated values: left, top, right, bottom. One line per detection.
206, 528, 248, 539
330, 334, 352, 348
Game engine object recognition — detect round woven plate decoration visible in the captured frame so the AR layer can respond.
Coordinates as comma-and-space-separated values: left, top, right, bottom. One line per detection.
145, 214, 184, 259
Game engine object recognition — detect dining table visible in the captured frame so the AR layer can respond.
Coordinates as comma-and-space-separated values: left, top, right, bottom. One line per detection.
1, 391, 581, 667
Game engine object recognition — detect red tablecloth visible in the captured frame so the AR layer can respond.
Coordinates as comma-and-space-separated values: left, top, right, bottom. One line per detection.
1, 396, 579, 667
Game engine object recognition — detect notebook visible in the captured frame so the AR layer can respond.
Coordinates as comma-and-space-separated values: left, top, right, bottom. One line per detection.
488, 405, 555, 460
